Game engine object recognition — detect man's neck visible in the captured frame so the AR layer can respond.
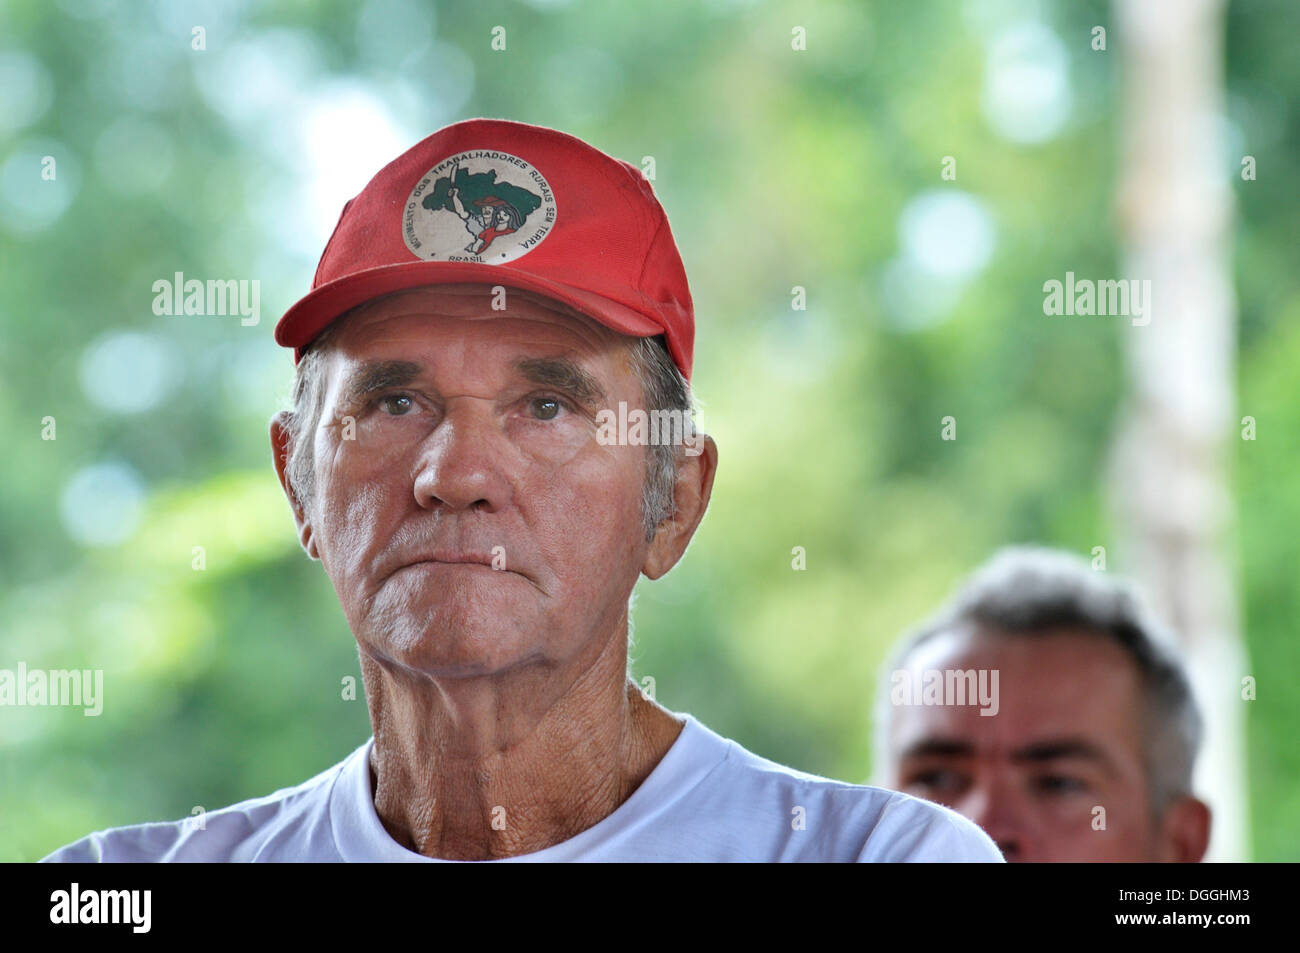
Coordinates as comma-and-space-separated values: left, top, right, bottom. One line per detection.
360, 634, 683, 861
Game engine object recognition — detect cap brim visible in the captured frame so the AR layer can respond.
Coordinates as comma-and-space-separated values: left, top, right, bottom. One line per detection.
275, 261, 665, 364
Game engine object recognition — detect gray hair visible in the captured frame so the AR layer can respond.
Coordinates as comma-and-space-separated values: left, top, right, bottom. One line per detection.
874, 545, 1204, 816
281, 313, 695, 542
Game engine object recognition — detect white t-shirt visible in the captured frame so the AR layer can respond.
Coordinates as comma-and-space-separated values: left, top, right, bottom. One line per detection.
42, 713, 1003, 862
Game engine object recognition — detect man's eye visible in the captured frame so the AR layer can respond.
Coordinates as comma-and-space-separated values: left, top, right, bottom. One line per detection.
529, 397, 564, 420
1036, 775, 1086, 795
378, 394, 415, 415
909, 769, 967, 794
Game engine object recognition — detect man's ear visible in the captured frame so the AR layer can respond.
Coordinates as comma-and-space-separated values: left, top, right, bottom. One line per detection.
1158, 795, 1212, 862
641, 435, 718, 580
269, 410, 320, 560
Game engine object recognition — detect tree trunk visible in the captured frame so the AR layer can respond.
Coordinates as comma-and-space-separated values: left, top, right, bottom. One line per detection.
1111, 0, 1247, 860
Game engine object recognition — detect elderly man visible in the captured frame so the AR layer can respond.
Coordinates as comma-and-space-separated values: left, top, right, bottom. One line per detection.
876, 546, 1213, 862
44, 119, 1000, 862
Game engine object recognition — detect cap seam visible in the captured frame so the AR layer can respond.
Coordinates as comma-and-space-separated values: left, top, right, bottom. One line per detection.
635, 202, 668, 301
312, 199, 355, 290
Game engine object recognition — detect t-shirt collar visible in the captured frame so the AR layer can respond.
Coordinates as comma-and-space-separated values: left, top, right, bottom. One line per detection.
327, 711, 722, 862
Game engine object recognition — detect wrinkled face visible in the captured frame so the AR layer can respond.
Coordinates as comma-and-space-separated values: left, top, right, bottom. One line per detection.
303, 285, 652, 680
886, 626, 1159, 861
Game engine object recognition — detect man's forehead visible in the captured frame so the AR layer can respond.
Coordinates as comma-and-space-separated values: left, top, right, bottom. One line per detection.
321, 284, 638, 372
891, 693, 1090, 752
313, 284, 645, 398
904, 623, 1138, 676
891, 625, 1146, 760
339, 283, 615, 336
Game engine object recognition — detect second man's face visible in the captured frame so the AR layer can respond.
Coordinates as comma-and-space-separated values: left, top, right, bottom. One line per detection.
885, 626, 1161, 861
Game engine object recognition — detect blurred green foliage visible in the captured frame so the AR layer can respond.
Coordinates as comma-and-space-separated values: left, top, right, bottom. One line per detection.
1, 0, 1296, 861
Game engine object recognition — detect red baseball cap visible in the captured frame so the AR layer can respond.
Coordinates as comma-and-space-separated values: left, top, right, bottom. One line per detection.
274, 118, 695, 379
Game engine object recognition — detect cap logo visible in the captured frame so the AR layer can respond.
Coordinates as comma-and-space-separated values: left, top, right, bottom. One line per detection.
403, 150, 557, 264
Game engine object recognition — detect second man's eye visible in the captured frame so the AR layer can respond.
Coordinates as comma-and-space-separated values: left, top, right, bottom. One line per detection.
904, 768, 968, 796
530, 397, 562, 420
1036, 775, 1086, 795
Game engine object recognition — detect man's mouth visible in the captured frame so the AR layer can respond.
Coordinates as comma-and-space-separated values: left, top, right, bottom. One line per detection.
378, 547, 545, 595
393, 549, 527, 580
404, 551, 495, 570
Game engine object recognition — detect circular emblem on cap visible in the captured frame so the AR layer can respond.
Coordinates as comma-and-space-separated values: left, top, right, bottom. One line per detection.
402, 150, 557, 264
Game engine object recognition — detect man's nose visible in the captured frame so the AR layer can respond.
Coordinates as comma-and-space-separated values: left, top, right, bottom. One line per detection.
411, 402, 514, 513
960, 778, 1029, 862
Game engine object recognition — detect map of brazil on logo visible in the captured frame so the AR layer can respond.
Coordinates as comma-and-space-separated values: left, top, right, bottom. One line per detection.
403, 150, 557, 264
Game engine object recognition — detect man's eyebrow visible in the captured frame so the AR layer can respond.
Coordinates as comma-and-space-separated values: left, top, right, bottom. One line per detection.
513, 356, 606, 404
898, 739, 976, 761
1010, 739, 1112, 766
337, 360, 423, 405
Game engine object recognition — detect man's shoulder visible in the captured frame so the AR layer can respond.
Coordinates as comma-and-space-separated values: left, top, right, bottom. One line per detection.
684, 720, 1003, 862
40, 743, 363, 863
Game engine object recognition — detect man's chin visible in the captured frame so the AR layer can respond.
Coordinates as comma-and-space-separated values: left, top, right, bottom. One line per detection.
358, 625, 540, 681
365, 570, 534, 628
